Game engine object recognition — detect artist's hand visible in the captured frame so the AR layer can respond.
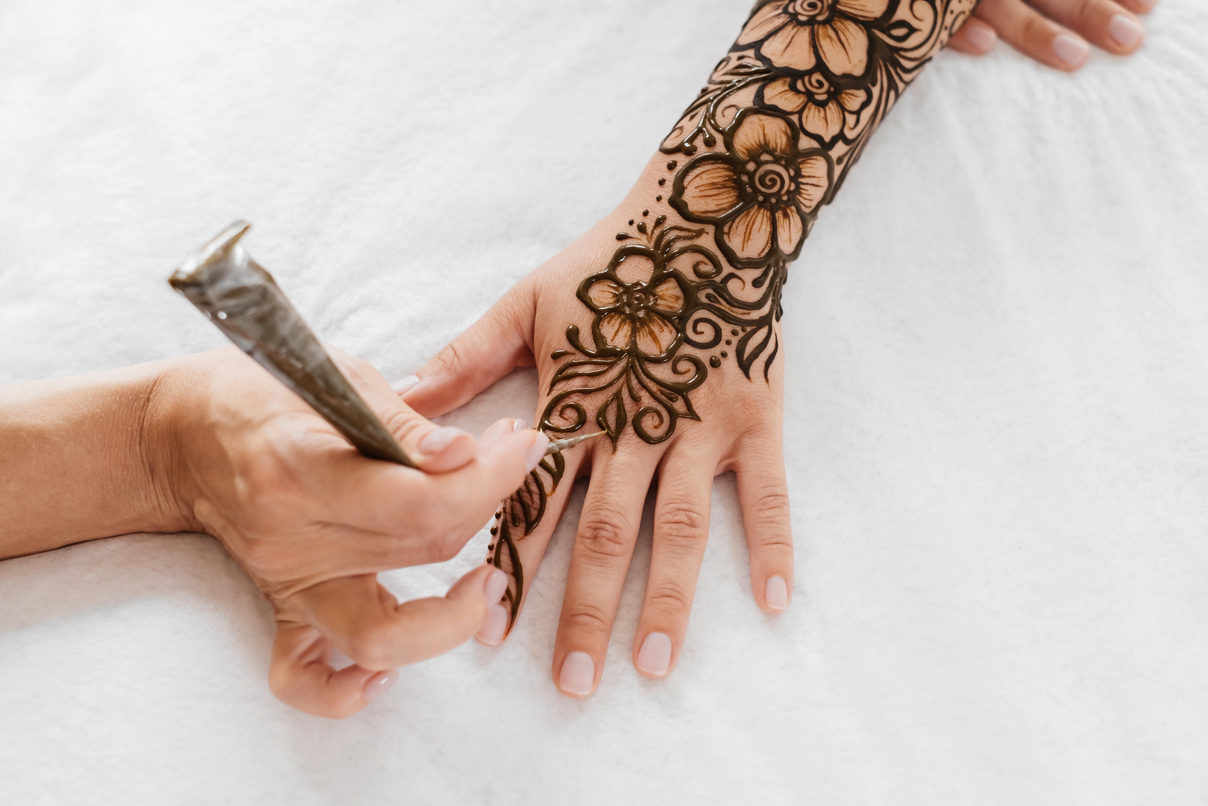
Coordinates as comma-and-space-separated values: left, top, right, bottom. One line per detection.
404, 164, 793, 698
151, 347, 548, 716
947, 0, 1154, 71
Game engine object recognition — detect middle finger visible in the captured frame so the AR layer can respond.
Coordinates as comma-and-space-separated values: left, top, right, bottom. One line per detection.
552, 443, 660, 698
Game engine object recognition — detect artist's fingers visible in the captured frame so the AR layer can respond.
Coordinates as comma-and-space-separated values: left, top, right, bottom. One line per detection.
1027, 0, 1146, 55
317, 428, 547, 563
733, 425, 794, 614
300, 565, 508, 671
475, 438, 590, 646
553, 447, 660, 698
946, 16, 999, 54
975, 0, 1090, 71
268, 620, 396, 719
399, 281, 537, 418
632, 446, 719, 680
331, 347, 477, 473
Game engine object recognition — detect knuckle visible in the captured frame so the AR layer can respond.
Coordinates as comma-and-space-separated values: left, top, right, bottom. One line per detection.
432, 341, 467, 377
751, 489, 791, 521
576, 514, 632, 559
754, 531, 794, 554
562, 603, 611, 636
1020, 14, 1052, 46
655, 505, 708, 543
380, 406, 425, 445
1073, 0, 1099, 22
646, 583, 693, 614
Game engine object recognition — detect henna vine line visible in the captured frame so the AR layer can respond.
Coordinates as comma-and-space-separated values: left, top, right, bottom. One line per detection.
487, 0, 979, 630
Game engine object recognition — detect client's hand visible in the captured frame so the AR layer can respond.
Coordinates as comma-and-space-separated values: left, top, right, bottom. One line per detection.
948, 0, 1154, 70
403, 160, 795, 697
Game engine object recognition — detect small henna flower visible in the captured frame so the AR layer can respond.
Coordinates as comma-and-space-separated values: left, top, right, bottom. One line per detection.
670, 111, 832, 266
580, 249, 689, 359
759, 72, 870, 145
737, 0, 890, 76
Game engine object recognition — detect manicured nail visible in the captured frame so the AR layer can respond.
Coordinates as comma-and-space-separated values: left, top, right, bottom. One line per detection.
476, 604, 510, 646
1052, 33, 1089, 67
484, 567, 509, 603
765, 575, 789, 611
964, 21, 996, 52
419, 426, 468, 454
391, 374, 419, 394
559, 652, 595, 696
525, 432, 550, 472
513, 418, 530, 432
1108, 14, 1144, 48
364, 670, 397, 702
636, 632, 673, 677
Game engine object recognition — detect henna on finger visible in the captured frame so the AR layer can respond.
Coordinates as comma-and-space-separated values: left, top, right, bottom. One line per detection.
487, 0, 978, 636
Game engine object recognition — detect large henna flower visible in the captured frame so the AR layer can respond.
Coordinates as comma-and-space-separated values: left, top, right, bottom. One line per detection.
579, 248, 689, 360
670, 111, 832, 266
759, 71, 870, 145
738, 0, 889, 76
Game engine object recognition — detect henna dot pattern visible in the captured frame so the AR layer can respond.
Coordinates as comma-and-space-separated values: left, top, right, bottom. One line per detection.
486, 0, 980, 634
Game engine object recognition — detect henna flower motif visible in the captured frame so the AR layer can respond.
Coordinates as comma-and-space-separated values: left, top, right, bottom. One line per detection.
759, 71, 870, 145
738, 0, 889, 76
580, 249, 689, 360
670, 111, 832, 266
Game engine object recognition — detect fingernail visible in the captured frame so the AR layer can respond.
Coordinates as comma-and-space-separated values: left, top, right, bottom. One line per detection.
525, 432, 550, 472
484, 567, 509, 603
1134, 0, 1156, 10
419, 426, 468, 454
513, 419, 530, 432
636, 632, 673, 677
363, 670, 397, 702
391, 374, 419, 394
765, 575, 790, 611
965, 21, 996, 52
1052, 33, 1089, 67
476, 604, 510, 646
558, 651, 595, 696
1108, 14, 1144, 48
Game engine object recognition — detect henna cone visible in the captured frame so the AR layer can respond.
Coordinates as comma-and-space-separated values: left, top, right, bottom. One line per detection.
169, 221, 416, 468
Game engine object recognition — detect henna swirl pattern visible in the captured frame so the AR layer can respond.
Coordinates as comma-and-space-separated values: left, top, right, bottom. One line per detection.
487, 0, 980, 632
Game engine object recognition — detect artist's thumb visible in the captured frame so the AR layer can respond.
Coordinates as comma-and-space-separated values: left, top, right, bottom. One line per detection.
395, 281, 535, 418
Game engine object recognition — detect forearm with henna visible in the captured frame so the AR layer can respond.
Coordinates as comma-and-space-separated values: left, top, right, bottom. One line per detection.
487, 0, 980, 628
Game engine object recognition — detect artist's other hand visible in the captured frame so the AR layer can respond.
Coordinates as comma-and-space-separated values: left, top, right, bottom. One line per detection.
153, 347, 548, 717
403, 165, 793, 698
947, 0, 1153, 71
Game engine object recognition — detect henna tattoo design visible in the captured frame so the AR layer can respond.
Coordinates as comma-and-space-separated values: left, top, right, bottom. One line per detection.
487, 0, 979, 630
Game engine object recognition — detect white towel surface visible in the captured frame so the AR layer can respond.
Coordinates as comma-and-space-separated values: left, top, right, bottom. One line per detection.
2, 1, 1207, 803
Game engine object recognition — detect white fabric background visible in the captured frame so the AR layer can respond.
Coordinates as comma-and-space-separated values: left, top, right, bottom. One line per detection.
2, 0, 1206, 803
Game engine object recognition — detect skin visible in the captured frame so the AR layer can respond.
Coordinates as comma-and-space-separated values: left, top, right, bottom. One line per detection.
405, 0, 990, 697
404, 206, 791, 695
0, 346, 548, 718
947, 0, 1156, 71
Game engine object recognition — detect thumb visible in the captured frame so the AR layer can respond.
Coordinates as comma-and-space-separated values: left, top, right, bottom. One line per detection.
397, 281, 535, 418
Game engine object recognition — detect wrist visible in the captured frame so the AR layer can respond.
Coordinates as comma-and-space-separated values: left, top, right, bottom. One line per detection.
138, 356, 202, 535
